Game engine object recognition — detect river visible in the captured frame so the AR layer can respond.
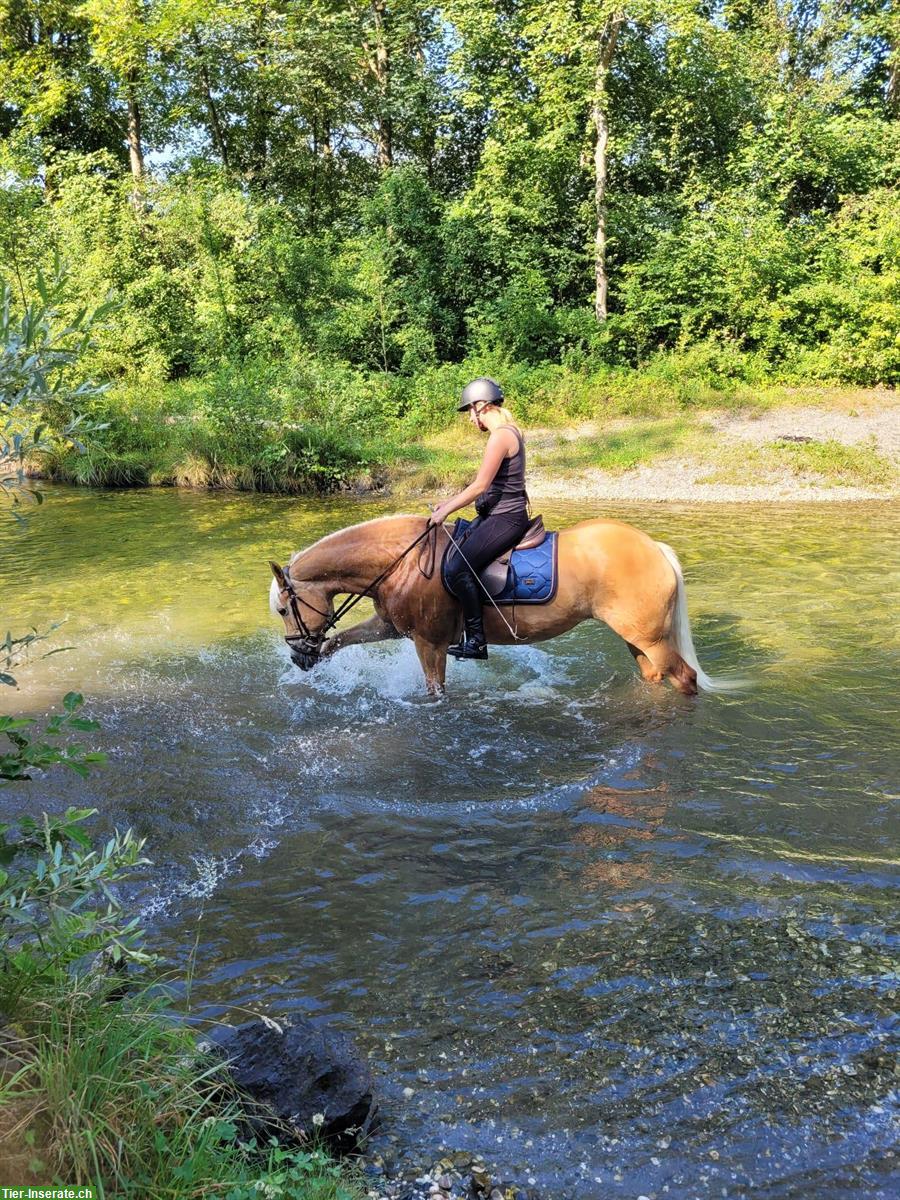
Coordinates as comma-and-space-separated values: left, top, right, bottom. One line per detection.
2, 487, 898, 1198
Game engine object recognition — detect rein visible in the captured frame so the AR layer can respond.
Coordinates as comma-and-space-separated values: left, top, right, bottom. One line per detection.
281, 524, 437, 651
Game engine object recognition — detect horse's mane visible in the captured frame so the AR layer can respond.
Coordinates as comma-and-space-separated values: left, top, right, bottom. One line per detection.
286, 513, 427, 572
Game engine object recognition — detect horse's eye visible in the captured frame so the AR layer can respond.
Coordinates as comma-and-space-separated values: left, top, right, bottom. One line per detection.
277, 607, 287, 616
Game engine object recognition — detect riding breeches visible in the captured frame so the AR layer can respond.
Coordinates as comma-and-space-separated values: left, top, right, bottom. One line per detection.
444, 510, 531, 619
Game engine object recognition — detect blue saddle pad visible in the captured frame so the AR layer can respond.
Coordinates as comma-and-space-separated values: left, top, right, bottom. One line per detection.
441, 517, 559, 605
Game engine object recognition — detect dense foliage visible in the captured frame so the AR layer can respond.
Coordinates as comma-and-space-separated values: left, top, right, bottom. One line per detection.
1, 1, 897, 478
1, 267, 112, 509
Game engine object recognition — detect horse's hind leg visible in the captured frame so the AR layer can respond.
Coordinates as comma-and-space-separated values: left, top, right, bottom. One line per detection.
641, 640, 697, 696
587, 528, 701, 696
626, 641, 665, 685
616, 631, 697, 696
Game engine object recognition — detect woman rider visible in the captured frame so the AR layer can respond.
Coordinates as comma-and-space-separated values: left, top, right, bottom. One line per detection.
427, 377, 530, 660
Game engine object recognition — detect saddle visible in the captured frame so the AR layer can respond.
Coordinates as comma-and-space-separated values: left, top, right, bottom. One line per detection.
441, 514, 559, 605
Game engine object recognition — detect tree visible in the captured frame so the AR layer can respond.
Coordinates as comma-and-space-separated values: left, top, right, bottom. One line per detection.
77, 0, 165, 187
0, 0, 123, 178
591, 11, 623, 320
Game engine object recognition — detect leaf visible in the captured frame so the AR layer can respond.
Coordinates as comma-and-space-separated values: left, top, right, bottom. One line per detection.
62, 692, 84, 713
0, 717, 34, 731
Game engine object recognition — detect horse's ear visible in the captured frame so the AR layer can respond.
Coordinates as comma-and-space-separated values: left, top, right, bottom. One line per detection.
269, 560, 287, 587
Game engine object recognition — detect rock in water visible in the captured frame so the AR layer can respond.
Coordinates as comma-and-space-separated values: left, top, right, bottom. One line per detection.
213, 1017, 377, 1152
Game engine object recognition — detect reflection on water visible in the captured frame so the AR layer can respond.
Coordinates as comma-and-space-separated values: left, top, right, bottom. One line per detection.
2, 488, 898, 1198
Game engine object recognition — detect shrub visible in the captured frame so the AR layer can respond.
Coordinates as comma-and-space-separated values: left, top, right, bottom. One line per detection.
0, 801, 150, 1016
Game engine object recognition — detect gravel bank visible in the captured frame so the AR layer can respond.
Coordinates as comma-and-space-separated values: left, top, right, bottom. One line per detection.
527, 399, 899, 503
526, 466, 894, 503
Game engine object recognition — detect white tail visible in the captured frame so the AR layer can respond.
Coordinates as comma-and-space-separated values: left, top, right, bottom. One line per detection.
656, 541, 747, 693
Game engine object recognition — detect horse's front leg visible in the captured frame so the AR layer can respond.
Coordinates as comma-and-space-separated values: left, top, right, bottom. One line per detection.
413, 636, 448, 697
320, 613, 403, 659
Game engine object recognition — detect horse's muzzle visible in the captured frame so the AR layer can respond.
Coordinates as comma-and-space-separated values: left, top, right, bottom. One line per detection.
290, 649, 319, 671
286, 638, 322, 671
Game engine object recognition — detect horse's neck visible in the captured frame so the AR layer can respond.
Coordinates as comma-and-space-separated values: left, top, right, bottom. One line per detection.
295, 519, 420, 594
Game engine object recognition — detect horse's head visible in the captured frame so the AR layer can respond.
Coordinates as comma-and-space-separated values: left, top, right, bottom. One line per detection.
269, 561, 334, 671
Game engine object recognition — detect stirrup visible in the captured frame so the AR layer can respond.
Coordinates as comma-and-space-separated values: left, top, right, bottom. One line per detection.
447, 636, 488, 660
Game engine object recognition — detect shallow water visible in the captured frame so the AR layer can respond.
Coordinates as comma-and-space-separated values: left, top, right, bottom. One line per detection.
2, 487, 898, 1198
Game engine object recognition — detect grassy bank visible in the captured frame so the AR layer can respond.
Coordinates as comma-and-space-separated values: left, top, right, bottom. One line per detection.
1, 980, 362, 1199
0, 805, 362, 1199
391, 392, 899, 499
35, 355, 899, 499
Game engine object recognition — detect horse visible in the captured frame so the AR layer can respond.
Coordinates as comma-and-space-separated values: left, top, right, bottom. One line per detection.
269, 514, 729, 697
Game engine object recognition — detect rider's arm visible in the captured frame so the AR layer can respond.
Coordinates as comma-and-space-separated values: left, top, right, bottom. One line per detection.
428, 429, 516, 525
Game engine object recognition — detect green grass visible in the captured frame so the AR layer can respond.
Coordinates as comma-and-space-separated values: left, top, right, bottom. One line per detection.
386, 416, 898, 496
529, 417, 699, 473
698, 438, 898, 488
0, 977, 363, 1199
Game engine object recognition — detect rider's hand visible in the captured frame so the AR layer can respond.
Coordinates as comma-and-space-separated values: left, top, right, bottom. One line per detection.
428, 502, 450, 527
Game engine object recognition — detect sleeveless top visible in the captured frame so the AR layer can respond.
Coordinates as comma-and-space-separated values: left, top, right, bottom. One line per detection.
476, 425, 529, 517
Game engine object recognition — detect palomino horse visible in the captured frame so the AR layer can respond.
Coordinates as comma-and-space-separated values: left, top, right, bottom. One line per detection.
269, 514, 727, 697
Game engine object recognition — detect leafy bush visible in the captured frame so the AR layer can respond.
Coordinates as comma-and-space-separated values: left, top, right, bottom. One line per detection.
0, 691, 105, 782
0, 804, 150, 1016
1, 267, 112, 515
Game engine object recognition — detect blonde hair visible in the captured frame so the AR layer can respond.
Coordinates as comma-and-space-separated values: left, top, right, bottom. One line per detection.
491, 404, 517, 427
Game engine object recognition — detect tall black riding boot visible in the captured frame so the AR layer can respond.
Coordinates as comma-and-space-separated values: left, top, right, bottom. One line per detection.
447, 570, 488, 660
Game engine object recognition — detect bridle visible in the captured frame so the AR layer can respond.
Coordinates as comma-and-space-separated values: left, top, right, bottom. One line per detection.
280, 573, 332, 660
277, 524, 437, 665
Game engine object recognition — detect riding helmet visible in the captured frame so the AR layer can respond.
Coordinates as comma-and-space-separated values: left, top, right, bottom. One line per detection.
458, 377, 504, 411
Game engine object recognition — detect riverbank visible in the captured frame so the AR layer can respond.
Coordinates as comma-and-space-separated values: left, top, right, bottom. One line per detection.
0, 983, 372, 1198
34, 369, 898, 504
0, 801, 364, 1197
386, 391, 900, 503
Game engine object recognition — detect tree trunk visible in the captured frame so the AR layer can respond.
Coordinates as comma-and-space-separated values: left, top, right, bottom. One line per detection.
592, 16, 622, 323
250, 9, 270, 186
192, 30, 230, 169
126, 81, 145, 183
371, 0, 392, 170
310, 109, 332, 231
